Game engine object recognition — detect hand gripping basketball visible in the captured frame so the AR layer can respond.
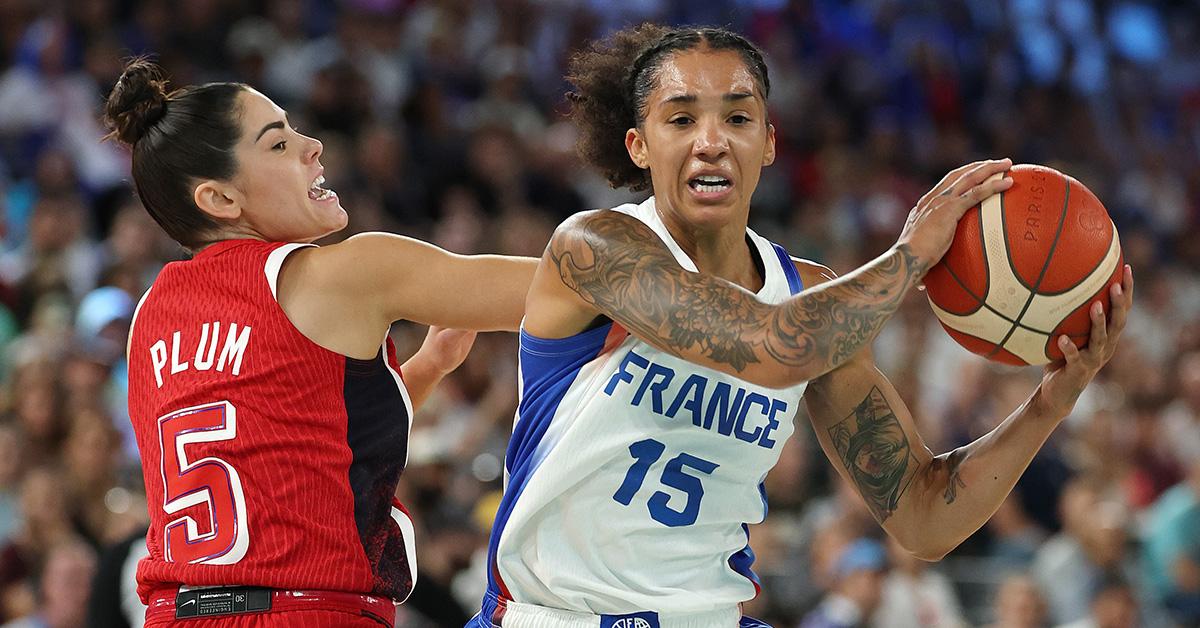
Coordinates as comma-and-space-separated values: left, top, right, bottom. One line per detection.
924, 164, 1124, 365
1039, 264, 1133, 416
897, 159, 1014, 271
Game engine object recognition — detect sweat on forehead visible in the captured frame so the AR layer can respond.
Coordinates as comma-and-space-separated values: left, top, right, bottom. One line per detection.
629, 33, 770, 123
650, 50, 764, 103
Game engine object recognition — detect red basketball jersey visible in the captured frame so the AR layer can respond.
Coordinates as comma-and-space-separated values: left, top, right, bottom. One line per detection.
127, 239, 417, 604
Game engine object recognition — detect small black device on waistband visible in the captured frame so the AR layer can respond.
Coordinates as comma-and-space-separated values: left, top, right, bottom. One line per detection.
175, 586, 272, 619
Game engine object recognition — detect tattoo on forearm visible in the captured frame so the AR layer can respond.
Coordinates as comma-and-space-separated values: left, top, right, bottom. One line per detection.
549, 211, 926, 375
765, 248, 924, 368
828, 387, 920, 523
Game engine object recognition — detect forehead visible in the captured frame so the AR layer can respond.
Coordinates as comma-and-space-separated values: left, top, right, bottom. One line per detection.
236, 88, 286, 135
650, 48, 762, 103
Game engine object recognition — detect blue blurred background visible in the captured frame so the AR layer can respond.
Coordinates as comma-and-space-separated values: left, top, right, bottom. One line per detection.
0, 1, 1197, 626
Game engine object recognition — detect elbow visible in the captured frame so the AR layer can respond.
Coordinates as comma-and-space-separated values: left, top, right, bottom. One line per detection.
893, 533, 957, 563
751, 370, 789, 389
910, 545, 951, 563
750, 363, 824, 389
752, 371, 811, 390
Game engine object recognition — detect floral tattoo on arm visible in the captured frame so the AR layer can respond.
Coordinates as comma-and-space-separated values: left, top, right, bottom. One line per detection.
549, 210, 927, 378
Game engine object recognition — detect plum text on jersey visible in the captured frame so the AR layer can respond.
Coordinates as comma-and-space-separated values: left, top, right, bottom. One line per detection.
149, 322, 252, 388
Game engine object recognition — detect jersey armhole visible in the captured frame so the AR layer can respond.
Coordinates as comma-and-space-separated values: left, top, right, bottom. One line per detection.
769, 243, 805, 295
264, 242, 317, 302
126, 284, 154, 362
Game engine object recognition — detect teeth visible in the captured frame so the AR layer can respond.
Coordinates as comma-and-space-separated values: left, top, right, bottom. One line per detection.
309, 174, 335, 200
690, 175, 730, 194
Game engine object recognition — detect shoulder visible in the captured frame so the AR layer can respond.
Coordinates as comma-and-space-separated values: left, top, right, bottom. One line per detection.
272, 234, 421, 313
791, 257, 838, 290
549, 209, 659, 259
552, 208, 606, 239
272, 236, 398, 356
553, 208, 643, 239
284, 232, 427, 282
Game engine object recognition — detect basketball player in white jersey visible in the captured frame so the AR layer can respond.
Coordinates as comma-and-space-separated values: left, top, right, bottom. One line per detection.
472, 25, 1133, 628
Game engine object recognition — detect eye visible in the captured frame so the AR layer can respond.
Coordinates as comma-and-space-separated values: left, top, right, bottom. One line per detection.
272, 140, 287, 151
669, 116, 693, 126
729, 114, 750, 124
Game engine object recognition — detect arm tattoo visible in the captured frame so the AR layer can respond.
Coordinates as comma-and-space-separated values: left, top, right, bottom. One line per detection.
827, 387, 920, 523
549, 211, 926, 377
550, 212, 764, 370
764, 247, 925, 368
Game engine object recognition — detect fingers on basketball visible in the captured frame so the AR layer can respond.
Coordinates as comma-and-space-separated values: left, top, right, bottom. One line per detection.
924, 164, 1122, 367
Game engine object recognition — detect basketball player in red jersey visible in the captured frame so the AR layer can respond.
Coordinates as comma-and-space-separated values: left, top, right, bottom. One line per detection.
104, 59, 535, 627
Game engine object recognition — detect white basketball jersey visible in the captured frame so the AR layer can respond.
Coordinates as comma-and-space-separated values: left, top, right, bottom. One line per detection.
480, 197, 809, 620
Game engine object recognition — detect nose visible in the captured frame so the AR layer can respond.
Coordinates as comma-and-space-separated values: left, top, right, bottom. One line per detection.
304, 136, 323, 163
692, 119, 728, 160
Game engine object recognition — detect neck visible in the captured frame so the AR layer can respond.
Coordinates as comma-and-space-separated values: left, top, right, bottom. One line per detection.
194, 231, 266, 253
655, 198, 761, 292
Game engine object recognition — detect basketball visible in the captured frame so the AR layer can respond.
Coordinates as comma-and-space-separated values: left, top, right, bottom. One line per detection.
924, 164, 1123, 366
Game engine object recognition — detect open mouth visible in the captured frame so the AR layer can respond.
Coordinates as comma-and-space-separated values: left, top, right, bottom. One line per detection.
688, 175, 732, 194
308, 174, 335, 201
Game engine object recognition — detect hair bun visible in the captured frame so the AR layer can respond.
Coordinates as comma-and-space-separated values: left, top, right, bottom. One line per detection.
104, 59, 169, 147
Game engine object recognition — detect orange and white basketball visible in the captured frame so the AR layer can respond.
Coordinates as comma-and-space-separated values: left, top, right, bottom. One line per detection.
924, 164, 1122, 366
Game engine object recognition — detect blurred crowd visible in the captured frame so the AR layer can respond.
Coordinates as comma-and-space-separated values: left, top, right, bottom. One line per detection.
0, 0, 1197, 626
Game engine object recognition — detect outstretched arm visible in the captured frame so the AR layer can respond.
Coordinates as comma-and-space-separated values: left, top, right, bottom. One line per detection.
275, 232, 537, 359
335, 232, 538, 332
804, 265, 1132, 560
525, 159, 1012, 388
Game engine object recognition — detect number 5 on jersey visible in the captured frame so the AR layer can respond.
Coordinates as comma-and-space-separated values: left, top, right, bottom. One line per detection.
158, 401, 249, 564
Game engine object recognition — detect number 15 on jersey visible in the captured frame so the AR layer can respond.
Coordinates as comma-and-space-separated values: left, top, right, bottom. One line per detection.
612, 438, 719, 527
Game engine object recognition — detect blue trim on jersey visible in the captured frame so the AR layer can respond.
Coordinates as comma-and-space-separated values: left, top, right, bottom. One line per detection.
728, 525, 760, 589
518, 322, 613, 358
728, 483, 769, 590
771, 243, 804, 295
482, 323, 615, 605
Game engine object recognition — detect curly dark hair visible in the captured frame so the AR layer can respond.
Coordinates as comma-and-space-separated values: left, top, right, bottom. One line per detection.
565, 24, 770, 192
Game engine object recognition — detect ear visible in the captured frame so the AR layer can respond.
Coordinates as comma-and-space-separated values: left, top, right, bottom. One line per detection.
762, 122, 776, 167
193, 180, 243, 221
625, 128, 649, 170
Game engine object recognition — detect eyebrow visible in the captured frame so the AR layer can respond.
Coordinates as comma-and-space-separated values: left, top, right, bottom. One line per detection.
661, 92, 756, 105
255, 121, 284, 143
253, 111, 290, 145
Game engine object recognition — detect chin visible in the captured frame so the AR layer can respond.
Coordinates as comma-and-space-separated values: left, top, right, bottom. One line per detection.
331, 203, 348, 227
319, 200, 348, 228
679, 199, 744, 228
293, 210, 348, 243
321, 211, 350, 238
